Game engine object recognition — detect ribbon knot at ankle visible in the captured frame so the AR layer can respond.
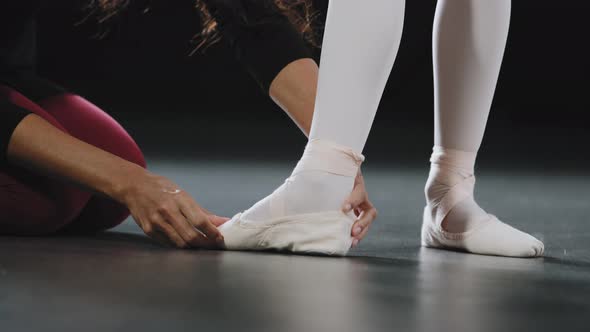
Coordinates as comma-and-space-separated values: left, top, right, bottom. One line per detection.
292, 139, 365, 177
430, 146, 477, 175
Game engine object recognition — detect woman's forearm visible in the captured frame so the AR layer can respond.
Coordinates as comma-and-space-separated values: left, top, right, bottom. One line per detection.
7, 114, 144, 203
7, 114, 224, 248
269, 58, 319, 136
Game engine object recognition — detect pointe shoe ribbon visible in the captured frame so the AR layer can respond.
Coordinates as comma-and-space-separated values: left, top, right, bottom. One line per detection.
428, 166, 476, 229
292, 138, 365, 177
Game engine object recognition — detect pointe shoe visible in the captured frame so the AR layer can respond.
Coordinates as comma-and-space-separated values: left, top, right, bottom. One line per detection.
423, 146, 545, 258
219, 139, 364, 256
422, 207, 545, 257
219, 210, 356, 256
422, 173, 544, 258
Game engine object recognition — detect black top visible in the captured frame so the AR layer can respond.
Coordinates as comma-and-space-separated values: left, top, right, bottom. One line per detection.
204, 0, 312, 90
0, 1, 38, 75
0, 0, 312, 165
0, 1, 37, 162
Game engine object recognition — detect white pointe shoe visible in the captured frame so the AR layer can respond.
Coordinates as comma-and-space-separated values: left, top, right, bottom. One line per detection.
219, 210, 356, 256
422, 208, 544, 258
219, 139, 364, 256
422, 173, 545, 258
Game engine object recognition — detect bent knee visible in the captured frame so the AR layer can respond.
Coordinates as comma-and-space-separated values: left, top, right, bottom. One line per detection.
37, 94, 147, 169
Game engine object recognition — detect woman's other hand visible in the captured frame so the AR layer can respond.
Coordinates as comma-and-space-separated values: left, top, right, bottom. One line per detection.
342, 169, 378, 248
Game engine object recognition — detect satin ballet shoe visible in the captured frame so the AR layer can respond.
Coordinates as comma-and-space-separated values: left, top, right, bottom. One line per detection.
219, 210, 356, 256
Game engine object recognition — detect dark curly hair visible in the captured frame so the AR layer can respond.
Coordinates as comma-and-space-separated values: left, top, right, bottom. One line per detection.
88, 0, 130, 23
89, 0, 318, 50
195, 0, 318, 50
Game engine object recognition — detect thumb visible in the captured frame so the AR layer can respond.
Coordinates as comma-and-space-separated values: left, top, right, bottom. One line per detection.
342, 186, 366, 213
209, 214, 231, 227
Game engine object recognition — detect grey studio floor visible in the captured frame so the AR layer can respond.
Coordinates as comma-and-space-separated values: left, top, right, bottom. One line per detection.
1, 159, 589, 332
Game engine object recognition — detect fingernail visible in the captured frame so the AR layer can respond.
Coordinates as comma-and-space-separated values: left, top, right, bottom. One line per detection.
353, 226, 362, 236
216, 236, 224, 243
343, 204, 352, 211
352, 239, 359, 248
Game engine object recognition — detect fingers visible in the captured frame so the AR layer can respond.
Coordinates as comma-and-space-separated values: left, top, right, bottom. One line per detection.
143, 215, 187, 249
354, 220, 371, 242
195, 215, 225, 244
209, 215, 231, 227
156, 221, 188, 249
351, 206, 378, 236
200, 207, 231, 227
342, 185, 367, 214
352, 227, 371, 248
179, 200, 224, 246
159, 207, 211, 248
150, 229, 177, 248
351, 204, 378, 246
343, 169, 365, 211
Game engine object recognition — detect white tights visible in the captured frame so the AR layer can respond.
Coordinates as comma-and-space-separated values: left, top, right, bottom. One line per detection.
222, 0, 544, 257
242, 0, 405, 221
219, 0, 405, 255
425, 0, 543, 257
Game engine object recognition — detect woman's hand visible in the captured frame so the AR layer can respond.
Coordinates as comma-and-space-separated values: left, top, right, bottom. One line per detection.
342, 169, 378, 248
7, 114, 227, 248
117, 170, 227, 249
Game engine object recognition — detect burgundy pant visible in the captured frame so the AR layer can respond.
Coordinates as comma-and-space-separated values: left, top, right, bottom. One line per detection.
0, 85, 146, 235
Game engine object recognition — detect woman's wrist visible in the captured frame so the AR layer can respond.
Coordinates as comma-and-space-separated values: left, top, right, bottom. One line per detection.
102, 162, 147, 205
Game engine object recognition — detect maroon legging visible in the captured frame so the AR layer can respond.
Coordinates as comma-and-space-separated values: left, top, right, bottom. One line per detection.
0, 85, 146, 235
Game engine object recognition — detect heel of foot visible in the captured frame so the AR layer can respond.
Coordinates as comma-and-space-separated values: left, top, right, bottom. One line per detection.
421, 207, 444, 249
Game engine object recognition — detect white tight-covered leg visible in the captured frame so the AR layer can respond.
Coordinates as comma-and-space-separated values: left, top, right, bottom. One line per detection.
220, 0, 406, 255
423, 0, 544, 257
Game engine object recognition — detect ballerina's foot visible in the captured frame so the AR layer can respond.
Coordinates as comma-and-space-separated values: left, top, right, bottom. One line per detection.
219, 139, 365, 256
423, 147, 545, 258
422, 209, 544, 257
219, 210, 356, 256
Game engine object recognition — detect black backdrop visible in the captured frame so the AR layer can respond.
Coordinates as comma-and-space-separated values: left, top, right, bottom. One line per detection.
35, 0, 590, 166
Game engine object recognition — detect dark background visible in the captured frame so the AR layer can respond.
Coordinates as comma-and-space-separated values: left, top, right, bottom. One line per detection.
35, 0, 590, 169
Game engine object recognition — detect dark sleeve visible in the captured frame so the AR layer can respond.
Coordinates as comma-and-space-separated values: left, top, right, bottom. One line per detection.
0, 100, 31, 164
0, 72, 68, 103
203, 0, 313, 92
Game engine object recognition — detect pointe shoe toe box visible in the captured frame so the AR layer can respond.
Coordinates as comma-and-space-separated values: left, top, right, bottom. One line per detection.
422, 208, 545, 258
